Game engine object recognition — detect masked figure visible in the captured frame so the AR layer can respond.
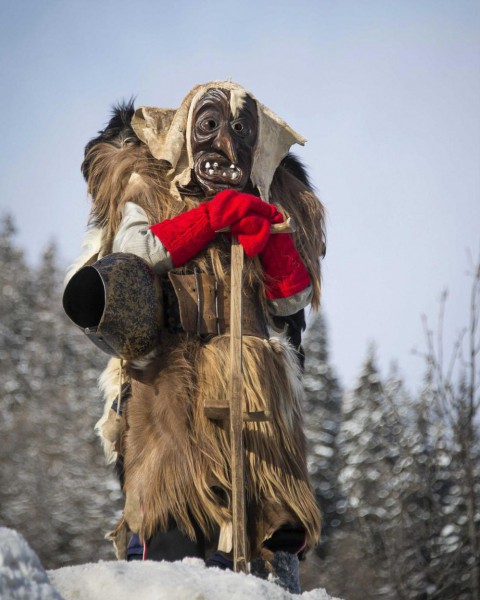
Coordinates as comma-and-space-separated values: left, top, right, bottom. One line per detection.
67, 81, 325, 588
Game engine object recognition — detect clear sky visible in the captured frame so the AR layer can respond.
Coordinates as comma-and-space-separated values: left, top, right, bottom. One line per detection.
1, 0, 479, 390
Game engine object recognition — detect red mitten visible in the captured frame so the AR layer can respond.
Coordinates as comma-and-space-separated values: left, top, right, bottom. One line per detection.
230, 211, 283, 257
260, 233, 310, 299
150, 190, 281, 267
207, 189, 280, 231
150, 203, 215, 267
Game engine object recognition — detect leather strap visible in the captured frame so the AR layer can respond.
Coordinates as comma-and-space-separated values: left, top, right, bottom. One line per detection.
167, 272, 268, 338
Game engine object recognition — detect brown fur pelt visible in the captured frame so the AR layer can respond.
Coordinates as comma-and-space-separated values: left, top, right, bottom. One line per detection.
123, 332, 320, 555
84, 142, 172, 255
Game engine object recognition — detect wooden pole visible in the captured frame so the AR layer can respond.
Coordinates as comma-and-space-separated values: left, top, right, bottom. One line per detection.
229, 235, 248, 573
228, 218, 296, 574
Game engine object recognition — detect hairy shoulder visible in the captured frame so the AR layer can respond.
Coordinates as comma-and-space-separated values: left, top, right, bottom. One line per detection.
80, 101, 173, 250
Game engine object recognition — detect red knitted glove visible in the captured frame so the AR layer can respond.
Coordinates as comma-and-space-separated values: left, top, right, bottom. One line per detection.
150, 190, 280, 267
207, 189, 280, 231
150, 203, 215, 267
230, 211, 283, 257
260, 233, 310, 299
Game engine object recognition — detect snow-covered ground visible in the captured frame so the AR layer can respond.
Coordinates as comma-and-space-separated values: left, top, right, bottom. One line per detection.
0, 528, 63, 600
0, 528, 341, 600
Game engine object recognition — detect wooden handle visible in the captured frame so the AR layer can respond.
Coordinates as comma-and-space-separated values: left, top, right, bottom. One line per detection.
270, 217, 296, 233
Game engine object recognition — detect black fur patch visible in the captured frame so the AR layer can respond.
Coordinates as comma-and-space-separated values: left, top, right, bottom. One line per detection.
82, 99, 140, 181
280, 153, 326, 258
272, 309, 307, 371
280, 153, 313, 191
272, 154, 317, 355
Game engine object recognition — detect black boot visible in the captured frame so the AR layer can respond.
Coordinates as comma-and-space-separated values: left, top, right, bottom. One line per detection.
144, 519, 206, 561
253, 525, 306, 593
205, 551, 234, 570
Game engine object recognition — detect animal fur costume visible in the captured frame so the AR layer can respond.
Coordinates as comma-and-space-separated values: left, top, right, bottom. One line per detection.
70, 81, 325, 562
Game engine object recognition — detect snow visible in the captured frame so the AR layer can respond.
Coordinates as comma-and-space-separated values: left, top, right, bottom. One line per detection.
0, 528, 341, 600
440, 524, 456, 537
0, 528, 63, 600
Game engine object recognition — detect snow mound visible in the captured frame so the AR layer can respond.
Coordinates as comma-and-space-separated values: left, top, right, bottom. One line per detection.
0, 527, 341, 600
49, 559, 339, 600
0, 528, 63, 600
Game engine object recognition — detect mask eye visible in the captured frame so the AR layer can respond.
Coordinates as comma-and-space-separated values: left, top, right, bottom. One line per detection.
232, 120, 250, 137
200, 118, 218, 132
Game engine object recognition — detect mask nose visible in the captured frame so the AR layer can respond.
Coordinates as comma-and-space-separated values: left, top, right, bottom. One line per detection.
212, 124, 237, 163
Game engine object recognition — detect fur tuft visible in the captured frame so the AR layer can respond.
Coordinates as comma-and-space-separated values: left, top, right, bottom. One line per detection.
82, 100, 138, 181
95, 358, 124, 464
280, 153, 313, 190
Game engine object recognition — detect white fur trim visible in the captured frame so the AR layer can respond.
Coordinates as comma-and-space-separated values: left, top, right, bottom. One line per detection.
218, 521, 233, 553
266, 285, 313, 317
64, 227, 103, 287
95, 358, 123, 464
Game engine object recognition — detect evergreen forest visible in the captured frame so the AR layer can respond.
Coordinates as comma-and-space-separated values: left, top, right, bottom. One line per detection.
1, 215, 479, 599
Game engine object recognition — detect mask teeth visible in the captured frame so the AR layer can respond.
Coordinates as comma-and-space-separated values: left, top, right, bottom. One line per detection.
202, 159, 240, 180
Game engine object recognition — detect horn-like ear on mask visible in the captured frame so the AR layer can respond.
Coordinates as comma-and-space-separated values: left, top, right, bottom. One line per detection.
251, 103, 306, 202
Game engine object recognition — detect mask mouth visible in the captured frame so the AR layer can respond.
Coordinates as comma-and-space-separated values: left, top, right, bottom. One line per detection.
195, 152, 243, 187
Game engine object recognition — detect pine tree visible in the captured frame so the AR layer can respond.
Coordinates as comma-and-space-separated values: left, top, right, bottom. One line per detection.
300, 312, 345, 592
336, 348, 407, 599
0, 215, 36, 415
408, 268, 480, 600
0, 222, 122, 568
302, 312, 343, 550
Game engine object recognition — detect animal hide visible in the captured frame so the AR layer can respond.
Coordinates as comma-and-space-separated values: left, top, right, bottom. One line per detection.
122, 333, 320, 555
76, 100, 325, 559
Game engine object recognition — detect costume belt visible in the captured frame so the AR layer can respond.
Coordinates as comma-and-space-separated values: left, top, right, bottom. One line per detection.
167, 271, 268, 338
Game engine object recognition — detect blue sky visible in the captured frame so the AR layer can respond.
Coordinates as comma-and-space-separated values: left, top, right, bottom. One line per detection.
1, 0, 479, 389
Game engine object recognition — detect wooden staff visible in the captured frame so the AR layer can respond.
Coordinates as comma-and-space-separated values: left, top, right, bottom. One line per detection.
229, 235, 247, 573
228, 218, 295, 573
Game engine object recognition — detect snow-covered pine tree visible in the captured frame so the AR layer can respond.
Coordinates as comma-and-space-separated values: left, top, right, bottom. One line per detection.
302, 312, 343, 552
0, 215, 36, 416
336, 347, 406, 600
0, 215, 38, 536
0, 221, 122, 568
409, 273, 480, 600
300, 312, 345, 592
377, 367, 436, 599
406, 375, 469, 599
